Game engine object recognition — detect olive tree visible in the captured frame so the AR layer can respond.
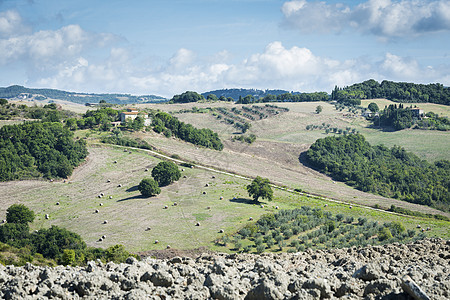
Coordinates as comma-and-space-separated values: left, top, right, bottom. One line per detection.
247, 176, 273, 203
138, 178, 161, 197
151, 161, 181, 186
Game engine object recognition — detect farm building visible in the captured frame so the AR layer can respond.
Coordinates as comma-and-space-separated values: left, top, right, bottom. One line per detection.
119, 108, 151, 126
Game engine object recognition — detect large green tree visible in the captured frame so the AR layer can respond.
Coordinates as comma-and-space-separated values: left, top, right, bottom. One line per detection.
151, 161, 181, 186
247, 176, 273, 203
138, 178, 161, 197
6, 204, 35, 224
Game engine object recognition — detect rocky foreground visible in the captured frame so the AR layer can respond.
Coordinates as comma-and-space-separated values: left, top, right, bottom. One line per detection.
1, 238, 449, 299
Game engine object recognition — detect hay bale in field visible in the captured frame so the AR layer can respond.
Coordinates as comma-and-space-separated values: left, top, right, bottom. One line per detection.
195, 222, 200, 226
249, 217, 253, 221
202, 191, 206, 195
145, 168, 149, 172
164, 205, 168, 209
100, 193, 104, 196
98, 195, 102, 198
349, 206, 352, 209
107, 179, 111, 183
212, 176, 215, 179
183, 175, 187, 178
220, 196, 223, 200
113, 161, 117, 164
99, 203, 103, 206
206, 206, 211, 210
56, 202, 60, 205
45, 214, 49, 219
124, 149, 128, 152
102, 235, 106, 239
103, 220, 108, 224
173, 202, 178, 206
275, 206, 279, 210
155, 240, 159, 244
95, 209, 99, 213
118, 184, 122, 187
145, 227, 151, 231
182, 168, 185, 172
109, 196, 112, 199
324, 204, 328, 207
260, 204, 264, 208
205, 183, 209, 187
98, 238, 103, 242
219, 229, 224, 233
167, 245, 171, 249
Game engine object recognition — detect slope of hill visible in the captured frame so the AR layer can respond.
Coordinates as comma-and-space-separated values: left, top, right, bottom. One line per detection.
0, 85, 167, 104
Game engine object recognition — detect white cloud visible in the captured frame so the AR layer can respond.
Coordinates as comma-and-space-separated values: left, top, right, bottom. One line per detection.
0, 10, 30, 38
0, 23, 117, 65
281, 0, 450, 38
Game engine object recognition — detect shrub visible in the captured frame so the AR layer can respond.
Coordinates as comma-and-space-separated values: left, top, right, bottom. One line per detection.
138, 178, 161, 197
378, 227, 393, 241
6, 204, 35, 224
151, 161, 181, 186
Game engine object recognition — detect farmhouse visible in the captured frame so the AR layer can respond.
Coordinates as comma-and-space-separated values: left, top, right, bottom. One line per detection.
411, 108, 424, 118
119, 108, 151, 126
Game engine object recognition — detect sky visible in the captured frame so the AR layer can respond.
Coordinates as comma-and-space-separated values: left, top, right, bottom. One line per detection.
0, 0, 449, 98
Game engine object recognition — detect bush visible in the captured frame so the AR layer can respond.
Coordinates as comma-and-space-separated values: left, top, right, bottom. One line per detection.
138, 178, 161, 197
6, 204, 35, 224
151, 161, 181, 186
378, 227, 393, 241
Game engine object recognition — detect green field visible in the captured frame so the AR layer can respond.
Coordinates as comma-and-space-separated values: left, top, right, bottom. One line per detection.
1, 100, 449, 253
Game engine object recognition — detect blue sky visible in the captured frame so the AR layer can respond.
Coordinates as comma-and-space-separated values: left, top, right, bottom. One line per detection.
0, 0, 449, 97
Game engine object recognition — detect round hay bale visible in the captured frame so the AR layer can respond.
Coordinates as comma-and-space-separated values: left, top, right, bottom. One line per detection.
166, 245, 171, 249
232, 197, 236, 200
195, 222, 200, 226
124, 149, 128, 152
202, 191, 206, 195
173, 202, 178, 206
100, 193, 104, 196
182, 168, 185, 172
118, 184, 122, 187
212, 176, 215, 179
206, 206, 211, 210
426, 227, 431, 231
103, 220, 108, 224
417, 225, 421, 228
1, 220, 6, 223
145, 168, 149, 172
95, 209, 99, 213
260, 204, 264, 208
99, 203, 103, 206
220, 196, 224, 200
98, 238, 103, 242
50, 179, 54, 182
205, 183, 209, 187
98, 195, 102, 198
324, 204, 328, 207
219, 229, 224, 233
349, 206, 352, 209
109, 196, 112, 199
102, 235, 106, 239
275, 206, 279, 210
45, 214, 49, 219
421, 228, 425, 232
183, 175, 187, 178
164, 205, 168, 209
56, 202, 60, 205
145, 227, 151, 231
113, 161, 117, 164
155, 240, 159, 244
249, 217, 253, 221
129, 151, 132, 154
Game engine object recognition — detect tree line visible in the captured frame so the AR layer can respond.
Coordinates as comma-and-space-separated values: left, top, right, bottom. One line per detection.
372, 104, 449, 131
305, 134, 449, 211
332, 79, 450, 105
152, 112, 223, 150
236, 92, 329, 104
0, 122, 87, 180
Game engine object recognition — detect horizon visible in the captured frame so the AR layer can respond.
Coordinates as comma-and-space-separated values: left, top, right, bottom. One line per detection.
0, 0, 449, 98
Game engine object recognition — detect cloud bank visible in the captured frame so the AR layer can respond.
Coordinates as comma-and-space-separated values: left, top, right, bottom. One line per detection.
281, 0, 450, 38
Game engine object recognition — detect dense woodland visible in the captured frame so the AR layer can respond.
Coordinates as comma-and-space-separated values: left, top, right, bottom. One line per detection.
332, 79, 450, 105
305, 134, 449, 211
373, 104, 450, 131
152, 112, 223, 150
0, 122, 87, 180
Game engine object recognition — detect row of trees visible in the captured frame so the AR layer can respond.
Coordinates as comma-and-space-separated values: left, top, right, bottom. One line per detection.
0, 122, 88, 180
0, 204, 135, 266
152, 112, 223, 150
217, 206, 416, 253
305, 134, 449, 211
371, 104, 449, 131
332, 79, 450, 105
236, 92, 329, 104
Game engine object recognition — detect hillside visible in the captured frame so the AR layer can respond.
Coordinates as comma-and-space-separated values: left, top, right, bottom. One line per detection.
201, 88, 295, 101
0, 85, 166, 104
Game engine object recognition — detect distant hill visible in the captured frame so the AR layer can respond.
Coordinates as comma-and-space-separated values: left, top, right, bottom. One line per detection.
332, 79, 450, 105
0, 85, 167, 104
202, 88, 298, 101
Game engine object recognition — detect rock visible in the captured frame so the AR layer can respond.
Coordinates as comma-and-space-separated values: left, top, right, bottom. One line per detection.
363, 279, 395, 296
150, 270, 173, 287
302, 278, 332, 298
401, 275, 431, 300
246, 279, 285, 300
353, 263, 382, 281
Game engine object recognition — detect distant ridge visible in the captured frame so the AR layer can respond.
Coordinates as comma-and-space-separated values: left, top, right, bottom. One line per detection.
201, 88, 299, 101
0, 85, 167, 104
